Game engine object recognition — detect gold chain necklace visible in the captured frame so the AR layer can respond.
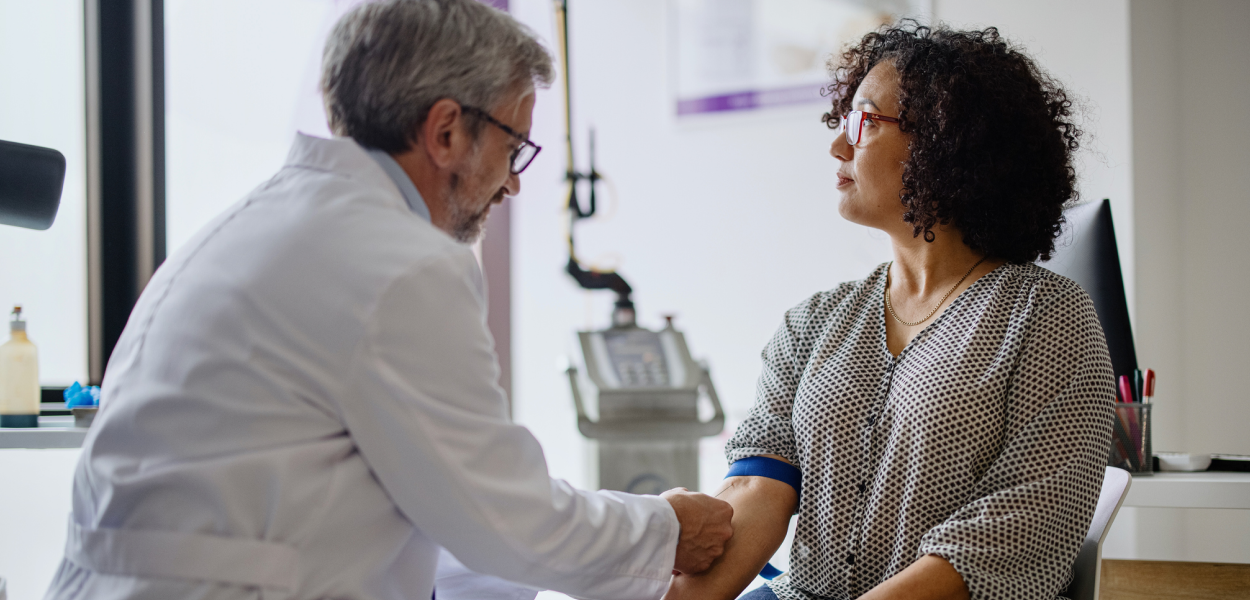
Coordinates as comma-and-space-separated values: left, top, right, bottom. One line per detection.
885, 256, 987, 327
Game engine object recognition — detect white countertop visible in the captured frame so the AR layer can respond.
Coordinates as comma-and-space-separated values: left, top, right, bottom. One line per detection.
1123, 471, 1250, 510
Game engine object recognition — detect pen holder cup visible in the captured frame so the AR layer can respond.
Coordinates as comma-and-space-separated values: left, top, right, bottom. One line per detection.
1108, 403, 1152, 475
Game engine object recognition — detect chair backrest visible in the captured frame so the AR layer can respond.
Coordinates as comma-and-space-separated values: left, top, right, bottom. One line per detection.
1061, 467, 1132, 600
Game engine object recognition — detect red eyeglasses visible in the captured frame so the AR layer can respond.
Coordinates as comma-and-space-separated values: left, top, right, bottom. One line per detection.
837, 110, 901, 145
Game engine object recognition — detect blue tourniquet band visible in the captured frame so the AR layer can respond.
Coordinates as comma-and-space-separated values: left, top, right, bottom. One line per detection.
725, 456, 800, 581
758, 562, 784, 580
725, 456, 802, 502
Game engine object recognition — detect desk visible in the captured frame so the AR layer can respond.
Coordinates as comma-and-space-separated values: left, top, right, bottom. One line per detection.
0, 415, 88, 449
1123, 472, 1250, 510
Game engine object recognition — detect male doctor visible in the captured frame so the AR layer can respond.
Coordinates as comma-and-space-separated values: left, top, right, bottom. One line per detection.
45, 1, 733, 599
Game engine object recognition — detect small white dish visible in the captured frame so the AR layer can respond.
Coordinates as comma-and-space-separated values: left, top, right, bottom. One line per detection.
1155, 452, 1211, 472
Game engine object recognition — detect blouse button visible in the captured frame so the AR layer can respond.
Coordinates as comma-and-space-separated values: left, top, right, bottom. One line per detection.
858, 482, 867, 494
867, 415, 877, 426
846, 553, 856, 565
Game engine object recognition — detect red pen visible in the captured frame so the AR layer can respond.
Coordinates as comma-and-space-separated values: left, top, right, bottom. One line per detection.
1144, 369, 1156, 402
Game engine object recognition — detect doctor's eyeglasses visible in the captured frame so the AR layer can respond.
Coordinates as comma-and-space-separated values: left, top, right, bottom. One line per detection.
461, 105, 542, 174
826, 110, 902, 146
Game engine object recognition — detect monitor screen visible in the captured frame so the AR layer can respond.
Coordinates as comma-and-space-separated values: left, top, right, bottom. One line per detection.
1037, 199, 1138, 378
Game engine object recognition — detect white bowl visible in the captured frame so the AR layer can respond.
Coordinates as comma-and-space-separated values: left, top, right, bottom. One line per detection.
1155, 452, 1211, 472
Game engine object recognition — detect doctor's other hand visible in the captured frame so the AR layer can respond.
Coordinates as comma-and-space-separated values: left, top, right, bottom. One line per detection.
661, 487, 734, 574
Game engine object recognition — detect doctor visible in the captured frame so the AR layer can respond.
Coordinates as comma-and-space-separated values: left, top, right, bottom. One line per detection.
45, 1, 732, 599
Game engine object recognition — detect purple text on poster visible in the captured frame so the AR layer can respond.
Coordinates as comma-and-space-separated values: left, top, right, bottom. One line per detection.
479, 0, 508, 10
676, 84, 826, 116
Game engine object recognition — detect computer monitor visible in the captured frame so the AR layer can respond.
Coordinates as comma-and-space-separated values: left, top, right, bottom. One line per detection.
1037, 198, 1138, 378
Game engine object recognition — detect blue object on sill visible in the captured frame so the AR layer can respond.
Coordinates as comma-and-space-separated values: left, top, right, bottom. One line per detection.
63, 382, 101, 408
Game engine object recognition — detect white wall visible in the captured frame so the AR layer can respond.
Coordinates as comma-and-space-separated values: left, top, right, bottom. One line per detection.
1159, 0, 1250, 457
1102, 0, 1250, 565
1130, 0, 1250, 463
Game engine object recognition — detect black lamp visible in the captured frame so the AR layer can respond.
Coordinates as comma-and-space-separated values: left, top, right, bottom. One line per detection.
0, 138, 66, 230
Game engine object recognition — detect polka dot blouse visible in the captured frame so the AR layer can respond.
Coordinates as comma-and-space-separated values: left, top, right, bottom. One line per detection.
726, 262, 1116, 600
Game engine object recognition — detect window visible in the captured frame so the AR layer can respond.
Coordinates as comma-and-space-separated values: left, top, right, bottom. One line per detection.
164, 0, 347, 254
0, 0, 88, 386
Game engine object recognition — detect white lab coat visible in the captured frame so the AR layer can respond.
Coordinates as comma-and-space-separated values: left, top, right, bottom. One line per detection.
434, 547, 539, 600
44, 134, 679, 600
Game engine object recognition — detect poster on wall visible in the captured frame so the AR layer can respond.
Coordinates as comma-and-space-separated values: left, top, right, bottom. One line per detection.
672, 0, 925, 117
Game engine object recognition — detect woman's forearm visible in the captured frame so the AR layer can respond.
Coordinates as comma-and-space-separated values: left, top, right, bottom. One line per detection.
662, 472, 797, 600
859, 554, 970, 600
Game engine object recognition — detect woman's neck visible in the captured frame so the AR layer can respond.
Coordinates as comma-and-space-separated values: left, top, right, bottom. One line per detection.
888, 227, 988, 297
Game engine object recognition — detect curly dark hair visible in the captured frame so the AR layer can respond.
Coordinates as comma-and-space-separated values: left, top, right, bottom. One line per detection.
823, 21, 1081, 263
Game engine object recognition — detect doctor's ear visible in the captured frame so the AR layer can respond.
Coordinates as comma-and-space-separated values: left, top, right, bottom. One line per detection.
419, 98, 472, 169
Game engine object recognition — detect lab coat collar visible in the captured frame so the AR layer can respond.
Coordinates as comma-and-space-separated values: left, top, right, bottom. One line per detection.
365, 149, 432, 223
284, 133, 431, 222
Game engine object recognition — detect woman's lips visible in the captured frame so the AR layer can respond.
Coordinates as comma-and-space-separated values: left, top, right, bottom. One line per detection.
836, 174, 855, 188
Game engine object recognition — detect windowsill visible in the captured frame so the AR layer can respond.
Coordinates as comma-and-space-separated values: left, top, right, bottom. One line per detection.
0, 415, 88, 449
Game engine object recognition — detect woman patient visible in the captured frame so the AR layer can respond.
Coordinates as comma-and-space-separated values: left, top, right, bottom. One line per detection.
665, 23, 1116, 600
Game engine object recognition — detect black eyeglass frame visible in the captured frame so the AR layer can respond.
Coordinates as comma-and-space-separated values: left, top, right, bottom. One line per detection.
461, 105, 541, 175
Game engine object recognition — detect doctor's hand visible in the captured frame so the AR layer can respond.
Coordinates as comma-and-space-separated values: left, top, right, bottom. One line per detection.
661, 487, 734, 575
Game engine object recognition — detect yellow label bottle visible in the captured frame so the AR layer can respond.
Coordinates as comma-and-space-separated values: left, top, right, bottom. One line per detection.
0, 305, 40, 428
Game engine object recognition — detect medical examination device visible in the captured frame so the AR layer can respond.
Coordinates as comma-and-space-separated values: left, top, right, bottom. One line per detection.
0, 138, 65, 230
553, 0, 723, 494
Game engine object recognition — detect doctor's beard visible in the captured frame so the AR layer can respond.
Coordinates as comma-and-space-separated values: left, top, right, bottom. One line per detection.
444, 147, 504, 243
445, 175, 502, 244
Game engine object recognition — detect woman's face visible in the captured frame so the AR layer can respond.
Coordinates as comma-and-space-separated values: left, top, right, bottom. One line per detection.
831, 61, 912, 234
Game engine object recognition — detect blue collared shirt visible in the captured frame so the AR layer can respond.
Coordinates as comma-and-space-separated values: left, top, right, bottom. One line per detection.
366, 148, 432, 223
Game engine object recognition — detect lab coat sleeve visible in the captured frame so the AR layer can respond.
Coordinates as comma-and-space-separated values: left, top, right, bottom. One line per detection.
340, 247, 679, 600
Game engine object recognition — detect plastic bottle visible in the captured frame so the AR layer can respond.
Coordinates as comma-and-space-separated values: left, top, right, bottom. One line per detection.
0, 306, 40, 428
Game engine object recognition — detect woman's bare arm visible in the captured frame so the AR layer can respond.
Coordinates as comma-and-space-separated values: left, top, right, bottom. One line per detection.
859, 555, 969, 600
662, 455, 797, 600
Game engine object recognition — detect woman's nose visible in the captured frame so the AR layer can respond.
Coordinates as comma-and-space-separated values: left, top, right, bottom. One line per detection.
831, 130, 853, 162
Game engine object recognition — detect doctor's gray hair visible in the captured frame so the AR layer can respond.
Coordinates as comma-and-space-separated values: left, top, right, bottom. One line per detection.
321, 0, 554, 153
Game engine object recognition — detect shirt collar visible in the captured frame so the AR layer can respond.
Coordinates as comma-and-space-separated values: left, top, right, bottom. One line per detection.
365, 148, 432, 222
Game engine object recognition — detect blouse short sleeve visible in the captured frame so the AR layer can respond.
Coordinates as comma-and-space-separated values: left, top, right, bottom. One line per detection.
917, 281, 1116, 600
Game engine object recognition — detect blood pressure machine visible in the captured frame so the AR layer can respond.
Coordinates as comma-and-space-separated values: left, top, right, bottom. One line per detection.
565, 320, 724, 494
555, 0, 723, 494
